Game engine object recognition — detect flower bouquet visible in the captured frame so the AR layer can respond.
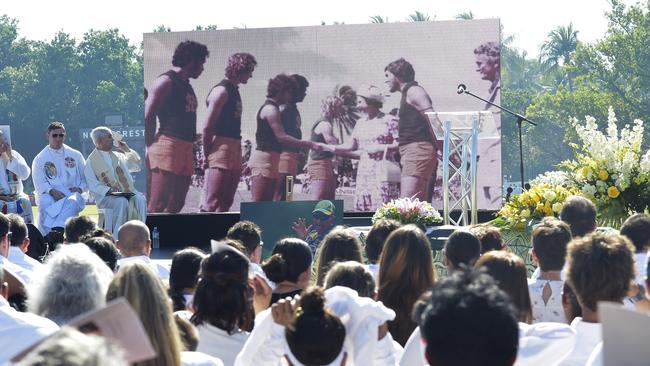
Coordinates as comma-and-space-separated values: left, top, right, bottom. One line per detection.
372, 196, 442, 229
558, 107, 649, 227
493, 183, 580, 231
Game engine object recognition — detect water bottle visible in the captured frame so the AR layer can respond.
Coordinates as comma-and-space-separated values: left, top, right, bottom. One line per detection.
152, 226, 160, 249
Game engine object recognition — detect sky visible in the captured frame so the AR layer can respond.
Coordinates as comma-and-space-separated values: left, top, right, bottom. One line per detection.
2, 0, 642, 57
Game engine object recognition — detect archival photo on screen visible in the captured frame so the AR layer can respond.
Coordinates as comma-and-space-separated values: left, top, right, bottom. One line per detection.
143, 19, 502, 214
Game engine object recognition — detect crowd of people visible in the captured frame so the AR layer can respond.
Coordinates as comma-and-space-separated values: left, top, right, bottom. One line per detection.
0, 193, 648, 365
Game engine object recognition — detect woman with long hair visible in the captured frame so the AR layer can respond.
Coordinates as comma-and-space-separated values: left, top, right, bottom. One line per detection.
261, 238, 312, 304
106, 262, 224, 366
190, 244, 270, 364
169, 247, 207, 312
314, 226, 364, 286
475, 250, 533, 324
378, 224, 436, 346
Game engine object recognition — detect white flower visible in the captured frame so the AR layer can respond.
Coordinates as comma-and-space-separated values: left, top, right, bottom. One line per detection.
582, 184, 596, 198
543, 191, 557, 202
552, 202, 564, 213
521, 209, 531, 218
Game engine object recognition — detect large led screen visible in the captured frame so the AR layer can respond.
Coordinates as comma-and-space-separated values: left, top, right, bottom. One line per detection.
144, 19, 501, 213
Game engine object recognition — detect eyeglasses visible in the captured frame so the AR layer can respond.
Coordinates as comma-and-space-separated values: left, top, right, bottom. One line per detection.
51, 133, 66, 138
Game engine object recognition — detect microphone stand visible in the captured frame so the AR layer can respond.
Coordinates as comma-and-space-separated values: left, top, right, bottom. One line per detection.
458, 86, 537, 191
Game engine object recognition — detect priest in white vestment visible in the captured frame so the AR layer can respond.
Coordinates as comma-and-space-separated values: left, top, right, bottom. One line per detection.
0, 130, 33, 223
84, 127, 146, 234
31, 122, 87, 235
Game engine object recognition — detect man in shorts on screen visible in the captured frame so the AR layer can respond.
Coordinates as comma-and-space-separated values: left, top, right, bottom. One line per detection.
145, 40, 209, 213
384, 58, 438, 201
200, 52, 257, 212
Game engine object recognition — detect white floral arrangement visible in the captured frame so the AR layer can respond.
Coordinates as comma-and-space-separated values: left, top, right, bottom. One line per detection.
372, 196, 442, 228
529, 171, 571, 187
558, 107, 649, 215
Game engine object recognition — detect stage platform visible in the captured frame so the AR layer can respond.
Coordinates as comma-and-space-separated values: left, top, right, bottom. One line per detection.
145, 210, 498, 253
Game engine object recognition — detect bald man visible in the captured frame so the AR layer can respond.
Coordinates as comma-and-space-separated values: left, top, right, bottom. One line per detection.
115, 220, 169, 279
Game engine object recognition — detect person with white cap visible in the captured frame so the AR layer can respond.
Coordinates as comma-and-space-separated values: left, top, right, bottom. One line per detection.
332, 85, 400, 211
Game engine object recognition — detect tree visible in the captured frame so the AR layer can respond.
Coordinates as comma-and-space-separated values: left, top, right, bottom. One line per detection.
407, 11, 433, 22
369, 15, 388, 23
539, 23, 579, 91
153, 25, 171, 32
572, 0, 650, 123
455, 11, 474, 20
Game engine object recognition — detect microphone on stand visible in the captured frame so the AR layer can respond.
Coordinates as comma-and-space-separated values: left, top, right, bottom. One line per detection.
456, 84, 467, 94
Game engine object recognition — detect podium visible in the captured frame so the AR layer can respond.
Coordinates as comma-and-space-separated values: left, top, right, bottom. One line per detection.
426, 111, 495, 226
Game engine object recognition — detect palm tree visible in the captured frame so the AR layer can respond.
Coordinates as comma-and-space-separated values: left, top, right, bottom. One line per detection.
369, 15, 388, 23
539, 23, 579, 91
455, 11, 474, 20
407, 11, 433, 22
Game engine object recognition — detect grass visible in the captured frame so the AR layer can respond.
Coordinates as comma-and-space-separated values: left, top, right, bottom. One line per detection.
32, 204, 99, 224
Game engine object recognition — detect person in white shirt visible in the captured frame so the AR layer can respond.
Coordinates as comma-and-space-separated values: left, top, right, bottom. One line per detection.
0, 213, 30, 287
116, 220, 169, 280
84, 127, 146, 235
528, 217, 572, 323
0, 130, 33, 224
192, 243, 271, 365
0, 265, 59, 365
31, 122, 87, 236
619, 213, 650, 310
559, 233, 635, 366
226, 220, 273, 288
6, 214, 42, 284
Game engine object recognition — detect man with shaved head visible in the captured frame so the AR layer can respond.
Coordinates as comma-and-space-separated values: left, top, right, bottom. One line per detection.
115, 220, 169, 279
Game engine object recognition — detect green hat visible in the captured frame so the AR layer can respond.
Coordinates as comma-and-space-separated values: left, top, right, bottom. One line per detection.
313, 200, 335, 216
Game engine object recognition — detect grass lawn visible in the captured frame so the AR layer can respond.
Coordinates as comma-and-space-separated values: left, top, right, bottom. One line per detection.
32, 204, 99, 224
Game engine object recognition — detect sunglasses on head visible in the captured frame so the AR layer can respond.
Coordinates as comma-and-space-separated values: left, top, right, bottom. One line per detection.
51, 133, 66, 138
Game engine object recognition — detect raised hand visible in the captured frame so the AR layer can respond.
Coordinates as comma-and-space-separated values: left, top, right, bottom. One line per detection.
291, 217, 308, 239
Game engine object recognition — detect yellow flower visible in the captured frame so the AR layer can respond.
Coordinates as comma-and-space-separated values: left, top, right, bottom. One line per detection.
598, 169, 609, 181
607, 186, 620, 198
532, 194, 541, 204
581, 166, 590, 178
521, 209, 531, 218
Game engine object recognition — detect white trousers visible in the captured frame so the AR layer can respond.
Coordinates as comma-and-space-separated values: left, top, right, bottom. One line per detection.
97, 192, 146, 234
37, 193, 86, 235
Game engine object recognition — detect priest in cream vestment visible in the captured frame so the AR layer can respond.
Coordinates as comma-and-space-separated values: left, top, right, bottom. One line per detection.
84, 127, 146, 234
